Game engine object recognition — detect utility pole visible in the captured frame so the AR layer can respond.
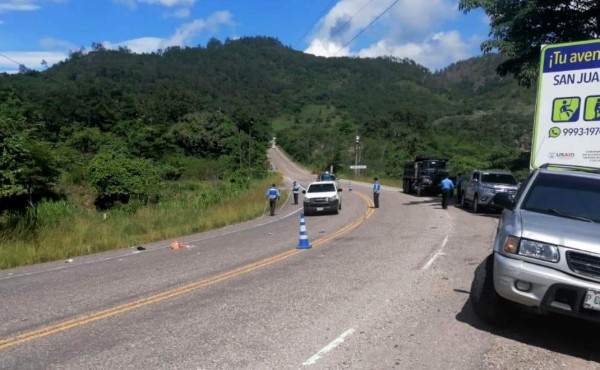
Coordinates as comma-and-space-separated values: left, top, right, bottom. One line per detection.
354, 135, 360, 177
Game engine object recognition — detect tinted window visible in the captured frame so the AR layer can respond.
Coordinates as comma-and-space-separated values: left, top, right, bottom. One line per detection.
523, 173, 600, 222
481, 173, 517, 185
307, 183, 335, 193
423, 161, 446, 170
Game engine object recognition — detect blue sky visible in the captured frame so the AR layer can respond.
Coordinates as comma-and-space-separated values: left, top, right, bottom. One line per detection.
0, 0, 489, 73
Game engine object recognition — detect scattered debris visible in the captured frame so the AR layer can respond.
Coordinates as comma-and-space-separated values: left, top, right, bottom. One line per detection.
170, 241, 188, 250
66, 258, 74, 263
136, 246, 146, 251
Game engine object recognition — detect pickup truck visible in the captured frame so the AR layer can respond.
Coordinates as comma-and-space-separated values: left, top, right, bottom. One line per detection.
460, 170, 519, 213
302, 180, 342, 215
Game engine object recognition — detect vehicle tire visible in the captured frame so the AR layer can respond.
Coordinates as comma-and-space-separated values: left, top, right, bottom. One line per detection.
470, 254, 517, 326
458, 192, 465, 208
333, 205, 339, 214
416, 186, 422, 197
472, 194, 479, 213
403, 180, 408, 194
339, 202, 342, 210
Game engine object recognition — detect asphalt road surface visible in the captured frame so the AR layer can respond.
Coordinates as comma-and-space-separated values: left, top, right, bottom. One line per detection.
1, 147, 599, 369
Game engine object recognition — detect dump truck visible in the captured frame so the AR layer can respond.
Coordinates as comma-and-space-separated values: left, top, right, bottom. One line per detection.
402, 157, 449, 196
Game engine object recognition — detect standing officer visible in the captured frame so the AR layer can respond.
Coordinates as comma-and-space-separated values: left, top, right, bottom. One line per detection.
266, 184, 280, 216
440, 175, 454, 209
373, 177, 381, 208
292, 181, 301, 205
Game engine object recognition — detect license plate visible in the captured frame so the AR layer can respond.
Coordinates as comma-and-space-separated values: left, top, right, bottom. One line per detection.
316, 207, 324, 212
583, 290, 600, 311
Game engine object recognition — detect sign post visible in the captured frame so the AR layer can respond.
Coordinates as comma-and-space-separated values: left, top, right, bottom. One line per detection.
532, 39, 600, 169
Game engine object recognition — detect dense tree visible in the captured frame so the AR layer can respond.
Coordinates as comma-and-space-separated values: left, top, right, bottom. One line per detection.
459, 0, 600, 87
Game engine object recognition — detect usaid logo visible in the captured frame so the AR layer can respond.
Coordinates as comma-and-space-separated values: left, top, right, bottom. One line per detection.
549, 152, 575, 159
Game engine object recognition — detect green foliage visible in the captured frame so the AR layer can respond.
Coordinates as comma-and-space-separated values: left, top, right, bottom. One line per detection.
459, 0, 600, 87
88, 151, 161, 208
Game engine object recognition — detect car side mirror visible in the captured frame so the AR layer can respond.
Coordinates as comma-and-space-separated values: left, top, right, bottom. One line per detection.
302, 190, 306, 194
338, 188, 343, 192
473, 178, 479, 182
493, 192, 515, 210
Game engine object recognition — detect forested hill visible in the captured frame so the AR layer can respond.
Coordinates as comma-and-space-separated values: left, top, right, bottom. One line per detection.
1, 36, 536, 211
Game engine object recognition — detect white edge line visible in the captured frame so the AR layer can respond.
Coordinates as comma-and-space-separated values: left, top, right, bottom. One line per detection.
422, 235, 449, 271
302, 328, 355, 366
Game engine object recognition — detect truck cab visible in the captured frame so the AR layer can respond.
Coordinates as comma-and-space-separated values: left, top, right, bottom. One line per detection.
402, 157, 448, 196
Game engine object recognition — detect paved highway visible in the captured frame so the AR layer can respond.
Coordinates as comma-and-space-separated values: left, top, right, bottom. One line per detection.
1, 148, 599, 369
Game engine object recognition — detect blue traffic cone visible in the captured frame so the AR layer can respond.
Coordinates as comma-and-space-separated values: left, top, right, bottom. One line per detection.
349, 182, 352, 192
297, 213, 312, 249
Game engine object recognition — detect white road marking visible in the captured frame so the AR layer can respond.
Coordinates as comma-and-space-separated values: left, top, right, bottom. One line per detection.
302, 328, 355, 366
422, 236, 449, 271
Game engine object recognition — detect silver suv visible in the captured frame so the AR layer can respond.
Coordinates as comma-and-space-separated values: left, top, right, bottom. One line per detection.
460, 170, 519, 213
470, 164, 600, 325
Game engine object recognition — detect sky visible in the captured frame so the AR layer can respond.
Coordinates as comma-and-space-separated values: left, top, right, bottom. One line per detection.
0, 0, 490, 74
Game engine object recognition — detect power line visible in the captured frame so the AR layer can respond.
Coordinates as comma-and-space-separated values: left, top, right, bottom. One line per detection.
0, 52, 26, 68
333, 0, 400, 56
329, 0, 376, 41
295, 0, 338, 50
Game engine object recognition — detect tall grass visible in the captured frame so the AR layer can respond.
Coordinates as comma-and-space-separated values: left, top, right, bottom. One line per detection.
0, 174, 282, 269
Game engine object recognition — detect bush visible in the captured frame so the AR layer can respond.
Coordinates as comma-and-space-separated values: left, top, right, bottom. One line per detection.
89, 151, 161, 209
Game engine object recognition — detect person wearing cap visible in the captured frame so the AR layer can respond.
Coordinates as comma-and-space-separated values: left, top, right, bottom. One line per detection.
373, 177, 381, 208
266, 184, 280, 216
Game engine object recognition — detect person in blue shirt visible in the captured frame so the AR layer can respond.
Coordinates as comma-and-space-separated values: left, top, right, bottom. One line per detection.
373, 177, 381, 208
292, 181, 301, 205
440, 175, 454, 209
266, 184, 280, 216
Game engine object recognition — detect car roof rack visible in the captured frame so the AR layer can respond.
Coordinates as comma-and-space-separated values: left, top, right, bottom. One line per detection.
539, 163, 600, 174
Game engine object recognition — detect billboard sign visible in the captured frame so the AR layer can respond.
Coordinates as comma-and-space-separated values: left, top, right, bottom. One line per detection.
531, 39, 600, 169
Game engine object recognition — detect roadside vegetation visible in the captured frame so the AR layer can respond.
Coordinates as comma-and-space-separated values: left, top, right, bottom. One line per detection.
0, 174, 281, 269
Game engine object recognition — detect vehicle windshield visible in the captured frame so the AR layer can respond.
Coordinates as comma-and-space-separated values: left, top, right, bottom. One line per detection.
481, 173, 517, 185
522, 172, 600, 223
423, 161, 446, 170
307, 183, 336, 193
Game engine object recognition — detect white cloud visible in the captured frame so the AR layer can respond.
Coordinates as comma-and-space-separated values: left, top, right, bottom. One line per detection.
166, 7, 190, 18
304, 0, 476, 70
0, 0, 65, 13
165, 11, 232, 45
103, 11, 233, 52
0, 2, 40, 12
39, 37, 79, 51
0, 51, 67, 72
113, 0, 195, 11
139, 0, 195, 7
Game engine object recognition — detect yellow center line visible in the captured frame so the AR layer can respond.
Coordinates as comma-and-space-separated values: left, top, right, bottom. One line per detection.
0, 189, 375, 351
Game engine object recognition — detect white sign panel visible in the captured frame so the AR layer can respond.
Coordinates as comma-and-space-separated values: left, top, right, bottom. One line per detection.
532, 40, 600, 169
350, 165, 367, 169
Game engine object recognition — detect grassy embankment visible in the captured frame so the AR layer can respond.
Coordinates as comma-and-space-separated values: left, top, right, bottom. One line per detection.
0, 174, 283, 270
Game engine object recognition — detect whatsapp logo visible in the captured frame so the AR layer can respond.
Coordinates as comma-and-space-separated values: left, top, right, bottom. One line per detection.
549, 127, 561, 138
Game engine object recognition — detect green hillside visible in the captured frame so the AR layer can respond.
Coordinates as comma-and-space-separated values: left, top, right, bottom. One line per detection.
1, 36, 537, 214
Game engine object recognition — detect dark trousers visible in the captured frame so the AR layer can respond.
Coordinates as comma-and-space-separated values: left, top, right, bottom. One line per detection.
269, 199, 277, 216
456, 185, 462, 201
293, 192, 299, 204
373, 192, 380, 208
442, 189, 451, 209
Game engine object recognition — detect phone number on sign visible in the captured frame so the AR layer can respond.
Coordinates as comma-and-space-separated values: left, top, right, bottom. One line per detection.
563, 127, 600, 136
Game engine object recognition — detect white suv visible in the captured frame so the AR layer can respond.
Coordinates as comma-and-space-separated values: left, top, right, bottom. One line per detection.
302, 181, 342, 215
470, 164, 600, 325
